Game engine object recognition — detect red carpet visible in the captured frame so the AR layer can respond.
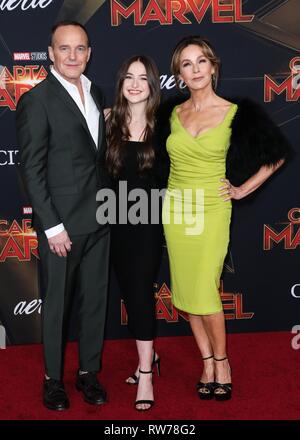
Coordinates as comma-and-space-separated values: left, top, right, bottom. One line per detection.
0, 332, 299, 420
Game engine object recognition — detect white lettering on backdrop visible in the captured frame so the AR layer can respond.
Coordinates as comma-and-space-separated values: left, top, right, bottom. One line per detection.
0, 0, 53, 11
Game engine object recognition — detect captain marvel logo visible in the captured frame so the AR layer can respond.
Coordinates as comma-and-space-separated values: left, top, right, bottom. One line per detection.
111, 0, 254, 26
121, 281, 254, 323
0, 65, 47, 111
0, 219, 38, 262
264, 57, 300, 102
264, 208, 300, 250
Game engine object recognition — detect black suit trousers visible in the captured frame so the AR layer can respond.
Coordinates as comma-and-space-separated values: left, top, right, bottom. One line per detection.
37, 227, 110, 380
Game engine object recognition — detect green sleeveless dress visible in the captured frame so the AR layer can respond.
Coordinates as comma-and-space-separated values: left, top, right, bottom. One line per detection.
163, 104, 238, 314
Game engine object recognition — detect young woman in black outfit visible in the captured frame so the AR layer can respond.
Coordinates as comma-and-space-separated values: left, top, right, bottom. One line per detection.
105, 55, 165, 411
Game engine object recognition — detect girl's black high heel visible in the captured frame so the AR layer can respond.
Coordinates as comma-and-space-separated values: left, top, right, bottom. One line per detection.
134, 369, 154, 411
126, 352, 160, 385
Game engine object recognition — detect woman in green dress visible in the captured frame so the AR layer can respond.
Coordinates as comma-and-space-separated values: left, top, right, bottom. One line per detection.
162, 36, 288, 401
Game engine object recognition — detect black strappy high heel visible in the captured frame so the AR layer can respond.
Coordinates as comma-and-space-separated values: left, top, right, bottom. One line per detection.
134, 369, 154, 411
126, 352, 160, 385
213, 356, 232, 401
196, 355, 216, 400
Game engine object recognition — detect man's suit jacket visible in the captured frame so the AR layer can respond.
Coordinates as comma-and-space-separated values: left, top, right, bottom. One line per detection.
16, 72, 106, 236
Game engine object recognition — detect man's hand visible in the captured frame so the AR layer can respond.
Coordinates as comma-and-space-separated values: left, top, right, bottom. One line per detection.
48, 230, 72, 257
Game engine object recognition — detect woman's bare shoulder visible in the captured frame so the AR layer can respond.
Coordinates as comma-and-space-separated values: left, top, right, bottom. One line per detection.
176, 99, 190, 114
216, 97, 234, 109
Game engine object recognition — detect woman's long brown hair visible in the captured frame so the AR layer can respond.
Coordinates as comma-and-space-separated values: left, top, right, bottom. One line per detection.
106, 55, 160, 178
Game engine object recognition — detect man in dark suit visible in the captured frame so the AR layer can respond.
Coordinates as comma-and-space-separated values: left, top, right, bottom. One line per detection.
16, 21, 110, 411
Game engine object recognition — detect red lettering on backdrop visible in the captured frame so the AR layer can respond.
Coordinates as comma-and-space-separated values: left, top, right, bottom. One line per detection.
111, 0, 254, 26
0, 65, 48, 110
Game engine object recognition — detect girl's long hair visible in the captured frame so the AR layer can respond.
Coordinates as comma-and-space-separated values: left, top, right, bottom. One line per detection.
106, 55, 160, 178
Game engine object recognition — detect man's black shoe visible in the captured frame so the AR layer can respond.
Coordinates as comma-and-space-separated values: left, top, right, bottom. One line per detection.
76, 370, 107, 405
43, 378, 70, 411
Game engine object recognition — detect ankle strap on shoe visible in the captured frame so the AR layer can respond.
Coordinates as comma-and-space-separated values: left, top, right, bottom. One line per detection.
202, 355, 214, 361
214, 356, 228, 361
139, 369, 153, 374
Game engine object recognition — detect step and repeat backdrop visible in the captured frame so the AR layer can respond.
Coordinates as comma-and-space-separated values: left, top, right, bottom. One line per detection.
0, 0, 299, 345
